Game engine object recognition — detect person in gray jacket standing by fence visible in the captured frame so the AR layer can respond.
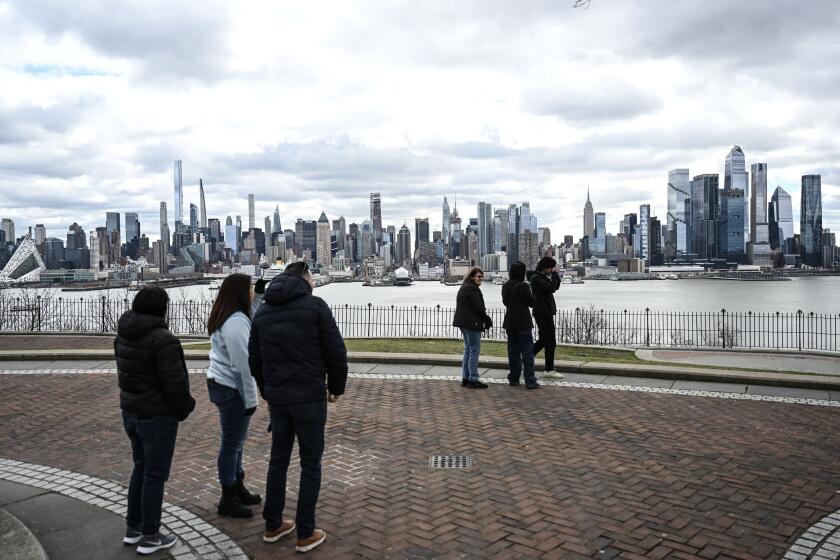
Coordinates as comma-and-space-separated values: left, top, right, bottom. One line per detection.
206, 273, 262, 518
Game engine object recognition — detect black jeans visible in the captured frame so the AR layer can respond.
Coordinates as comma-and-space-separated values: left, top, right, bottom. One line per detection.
506, 328, 537, 386
532, 315, 557, 370
123, 411, 179, 535
264, 400, 327, 539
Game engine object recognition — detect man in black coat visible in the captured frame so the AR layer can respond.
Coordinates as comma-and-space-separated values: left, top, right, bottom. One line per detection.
530, 256, 563, 375
249, 262, 347, 553
502, 261, 539, 389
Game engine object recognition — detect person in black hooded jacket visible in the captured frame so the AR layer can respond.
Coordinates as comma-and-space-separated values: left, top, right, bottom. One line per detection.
114, 285, 195, 555
248, 262, 347, 553
530, 256, 563, 374
452, 267, 492, 389
502, 261, 539, 389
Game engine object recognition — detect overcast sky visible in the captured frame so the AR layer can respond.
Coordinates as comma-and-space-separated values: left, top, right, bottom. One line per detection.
1, 0, 838, 242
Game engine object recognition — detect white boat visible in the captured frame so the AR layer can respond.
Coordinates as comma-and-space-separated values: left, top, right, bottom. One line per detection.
209, 279, 223, 290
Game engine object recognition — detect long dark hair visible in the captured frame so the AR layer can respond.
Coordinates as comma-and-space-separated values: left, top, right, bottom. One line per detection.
207, 274, 252, 335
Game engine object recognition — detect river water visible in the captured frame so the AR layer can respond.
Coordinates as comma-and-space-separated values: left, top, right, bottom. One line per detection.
3, 277, 839, 314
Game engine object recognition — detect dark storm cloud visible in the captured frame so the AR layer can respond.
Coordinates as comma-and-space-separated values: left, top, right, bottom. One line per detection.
8, 0, 232, 81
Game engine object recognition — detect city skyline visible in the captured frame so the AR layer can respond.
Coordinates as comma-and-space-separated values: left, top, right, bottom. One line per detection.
0, 1, 837, 241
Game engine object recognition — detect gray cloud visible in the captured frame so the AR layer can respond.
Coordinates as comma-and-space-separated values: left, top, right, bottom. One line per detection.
0, 98, 101, 144
522, 82, 661, 124
8, 0, 232, 81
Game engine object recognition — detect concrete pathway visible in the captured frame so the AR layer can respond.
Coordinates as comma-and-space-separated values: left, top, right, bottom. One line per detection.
637, 348, 840, 375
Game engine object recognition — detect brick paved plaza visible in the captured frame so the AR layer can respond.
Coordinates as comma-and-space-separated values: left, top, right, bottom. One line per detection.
1, 369, 839, 559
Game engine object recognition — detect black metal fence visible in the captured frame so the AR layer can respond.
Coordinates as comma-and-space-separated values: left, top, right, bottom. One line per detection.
1, 295, 838, 352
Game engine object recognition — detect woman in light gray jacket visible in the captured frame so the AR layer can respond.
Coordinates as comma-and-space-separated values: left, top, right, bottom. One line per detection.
206, 274, 261, 518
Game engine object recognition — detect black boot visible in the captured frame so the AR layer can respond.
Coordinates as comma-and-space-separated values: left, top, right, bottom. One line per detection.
218, 485, 253, 517
236, 473, 262, 505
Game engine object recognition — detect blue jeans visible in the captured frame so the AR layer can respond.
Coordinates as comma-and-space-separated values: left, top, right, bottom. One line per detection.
208, 380, 252, 487
461, 328, 482, 382
264, 400, 327, 540
506, 328, 537, 386
123, 412, 179, 535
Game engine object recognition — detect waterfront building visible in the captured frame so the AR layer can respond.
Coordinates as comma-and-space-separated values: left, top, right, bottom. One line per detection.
823, 229, 837, 269
0, 235, 46, 282
273, 205, 281, 234
316, 211, 331, 266
724, 146, 749, 249
691, 174, 720, 260
667, 169, 690, 256
720, 188, 746, 263
416, 241, 438, 266
648, 215, 663, 266
621, 213, 637, 253
44, 237, 65, 269
248, 194, 255, 231
414, 218, 430, 252
583, 188, 594, 239
749, 163, 772, 266
370, 192, 383, 246
800, 174, 823, 267
89, 231, 100, 271
174, 160, 183, 226
477, 201, 493, 258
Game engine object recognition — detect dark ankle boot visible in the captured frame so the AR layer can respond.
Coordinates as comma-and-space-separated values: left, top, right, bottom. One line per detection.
218, 485, 253, 517
236, 473, 262, 505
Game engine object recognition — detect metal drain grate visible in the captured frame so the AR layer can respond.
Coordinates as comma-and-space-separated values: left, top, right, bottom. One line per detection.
429, 455, 472, 469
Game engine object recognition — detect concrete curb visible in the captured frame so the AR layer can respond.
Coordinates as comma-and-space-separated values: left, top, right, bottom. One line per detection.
0, 509, 48, 560
1, 349, 840, 390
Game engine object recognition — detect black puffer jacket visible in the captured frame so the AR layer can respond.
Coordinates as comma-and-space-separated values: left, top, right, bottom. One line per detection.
248, 274, 348, 405
502, 279, 536, 330
114, 311, 196, 420
452, 281, 491, 331
529, 271, 561, 317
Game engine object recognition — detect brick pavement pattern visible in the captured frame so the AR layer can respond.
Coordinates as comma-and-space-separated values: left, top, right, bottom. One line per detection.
1, 372, 839, 559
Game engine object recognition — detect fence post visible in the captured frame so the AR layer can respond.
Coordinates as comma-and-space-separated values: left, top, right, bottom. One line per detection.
101, 296, 107, 332
645, 308, 650, 347
366, 303, 372, 338
36, 296, 42, 332
797, 309, 803, 351
720, 308, 727, 349
575, 307, 581, 345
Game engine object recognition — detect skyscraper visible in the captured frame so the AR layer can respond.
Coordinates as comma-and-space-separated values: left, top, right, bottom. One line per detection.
724, 146, 749, 249
174, 160, 183, 225
493, 207, 510, 253
106, 212, 121, 246
750, 163, 772, 266
769, 186, 794, 251
800, 174, 823, 267
33, 224, 46, 245
592, 212, 606, 254
667, 169, 690, 256
159, 202, 170, 267
691, 174, 720, 260
720, 188, 745, 262
397, 224, 412, 266
199, 179, 207, 229
248, 194, 255, 231
273, 205, 281, 234
442, 197, 450, 248
370, 192, 382, 246
189, 203, 199, 234
583, 188, 594, 239
265, 216, 272, 239
316, 211, 331, 265
1, 219, 14, 244
125, 212, 140, 243
414, 218, 430, 251
332, 217, 347, 252
477, 201, 493, 258
637, 205, 650, 262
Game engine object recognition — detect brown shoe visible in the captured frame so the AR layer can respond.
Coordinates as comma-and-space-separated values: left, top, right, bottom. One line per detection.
296, 529, 326, 553
263, 521, 296, 543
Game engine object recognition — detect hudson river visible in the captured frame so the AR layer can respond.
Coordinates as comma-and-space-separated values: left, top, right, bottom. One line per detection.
5, 277, 839, 314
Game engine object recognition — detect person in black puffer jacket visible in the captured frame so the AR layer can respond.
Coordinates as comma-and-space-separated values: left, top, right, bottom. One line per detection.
452, 267, 492, 389
502, 261, 539, 389
529, 256, 563, 375
248, 262, 347, 553
114, 286, 195, 555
